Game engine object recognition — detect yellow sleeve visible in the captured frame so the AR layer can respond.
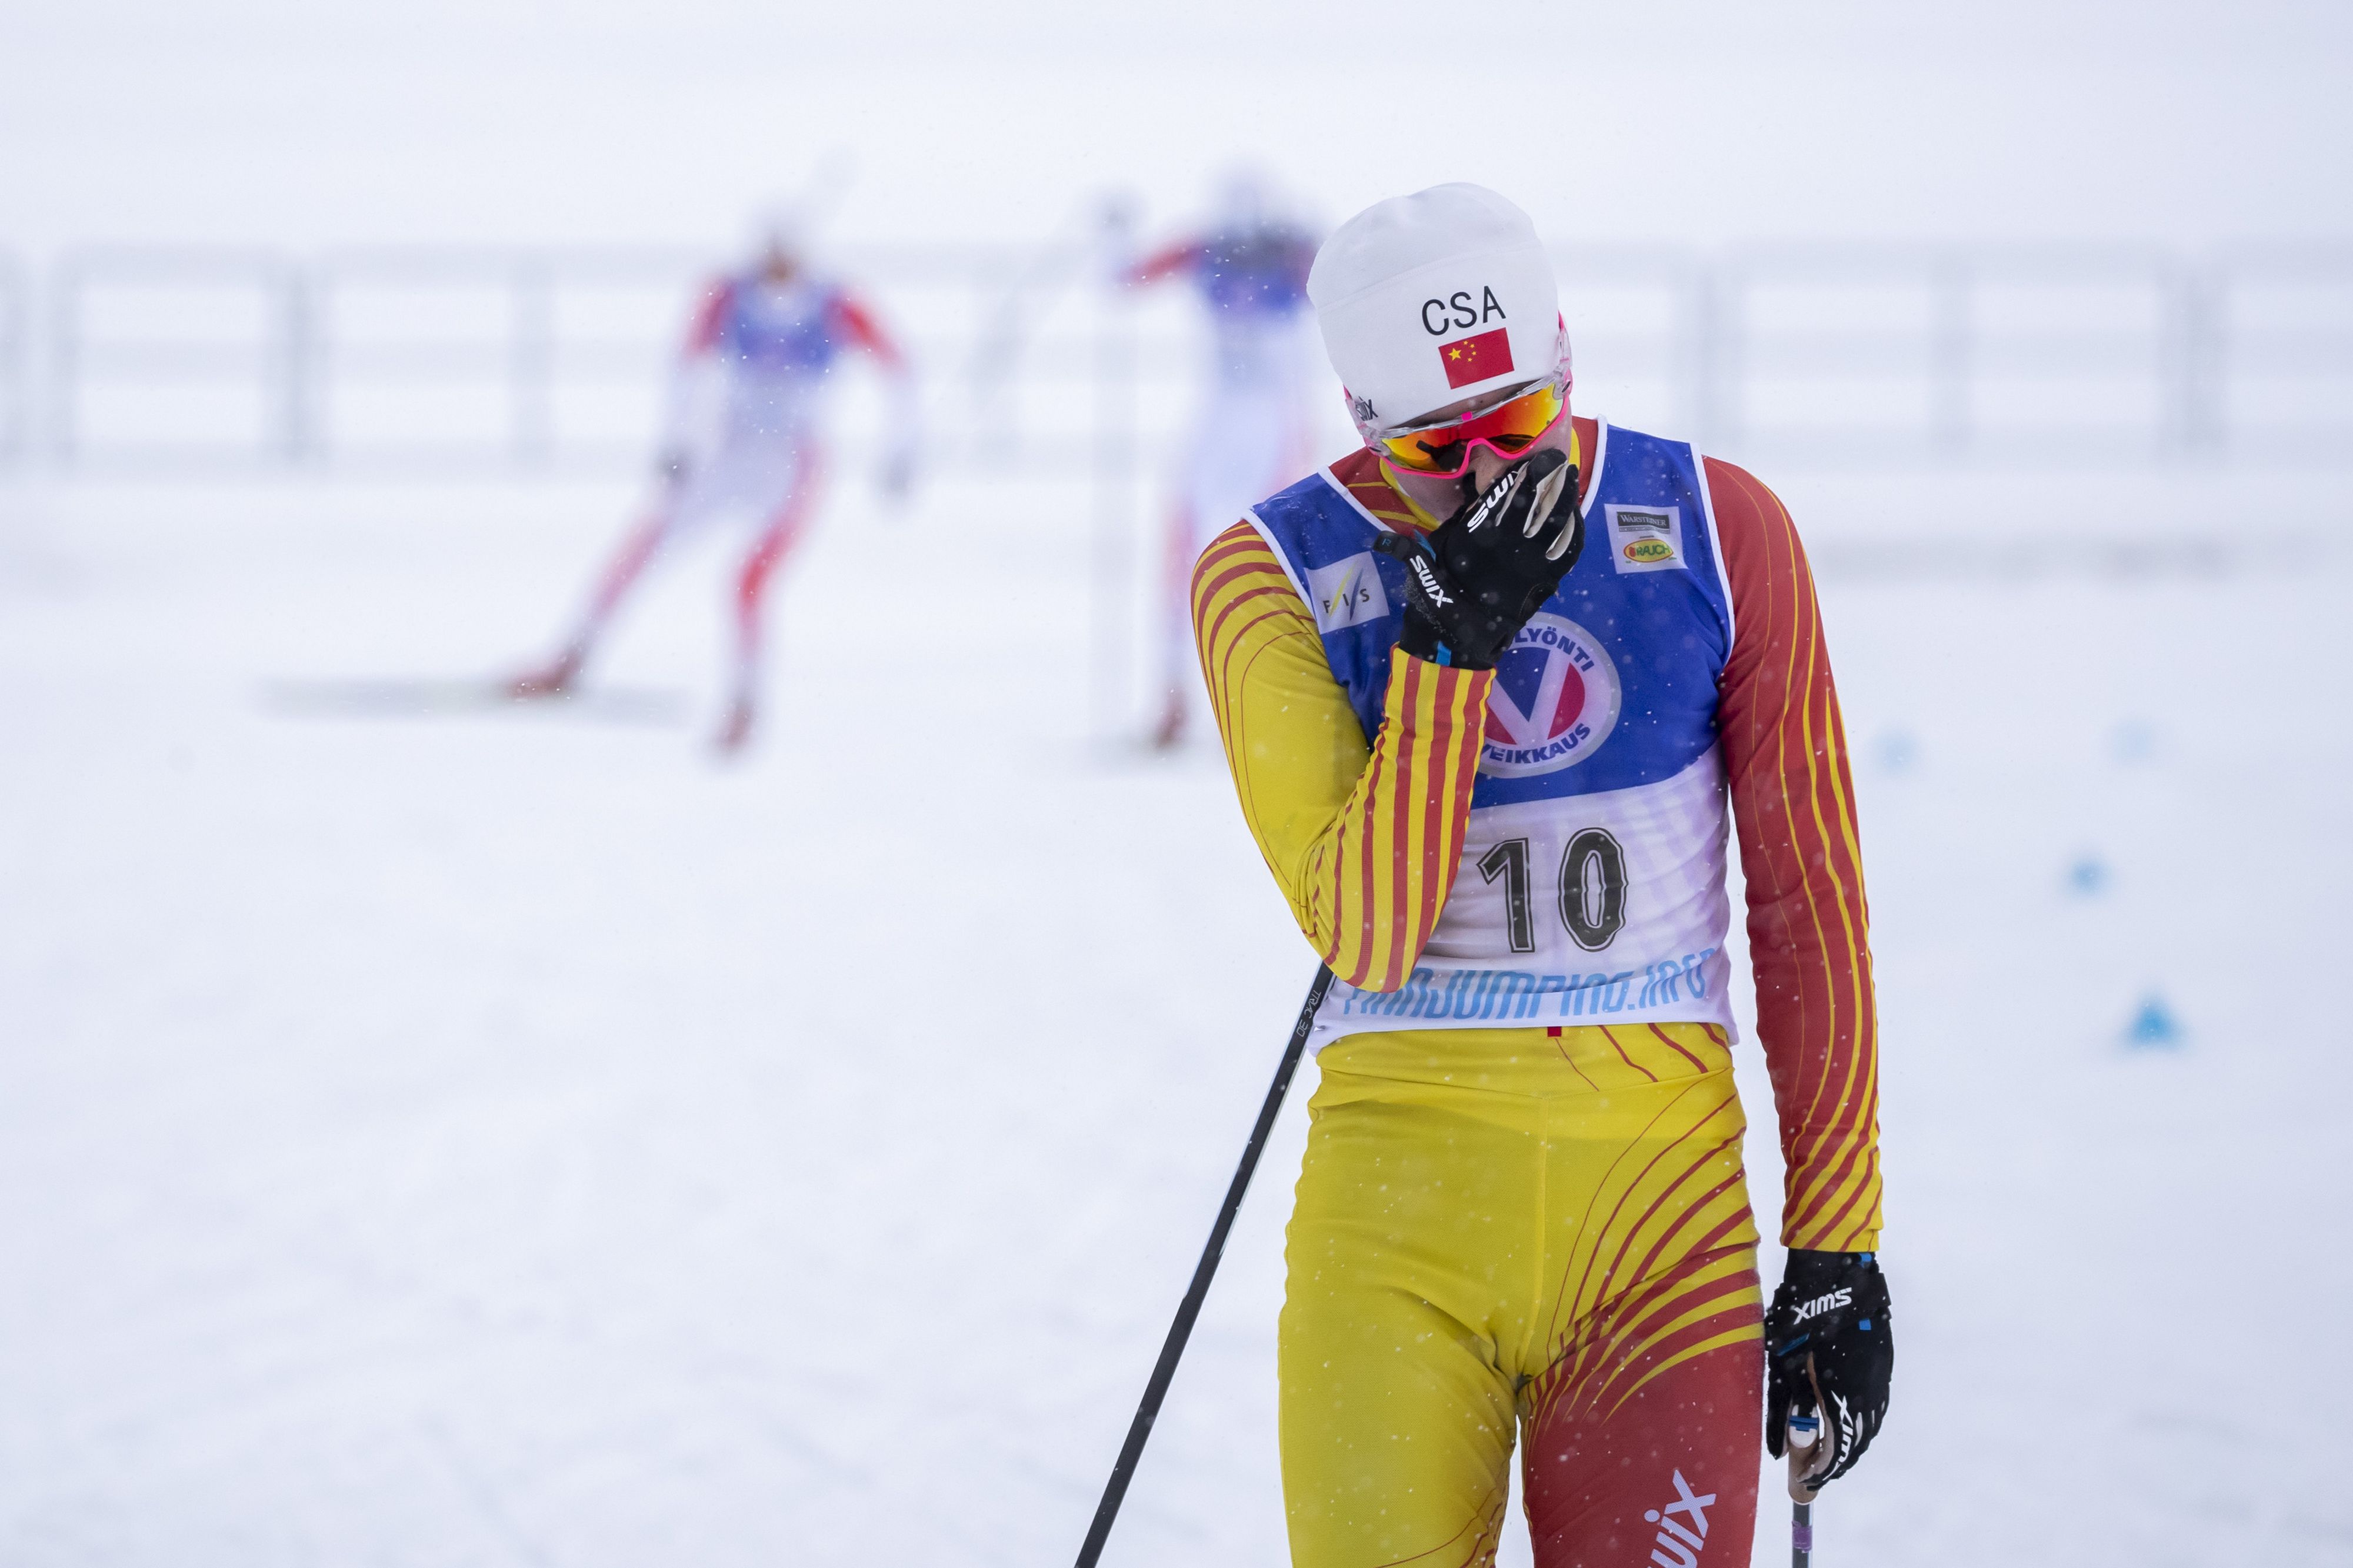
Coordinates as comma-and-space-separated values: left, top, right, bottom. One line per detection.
1190, 522, 1492, 992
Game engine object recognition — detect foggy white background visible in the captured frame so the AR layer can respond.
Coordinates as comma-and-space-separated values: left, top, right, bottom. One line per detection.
4, 4, 2351, 1567
8, 1, 2352, 253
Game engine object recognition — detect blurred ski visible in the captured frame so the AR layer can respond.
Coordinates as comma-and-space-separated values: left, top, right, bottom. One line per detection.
259, 679, 689, 726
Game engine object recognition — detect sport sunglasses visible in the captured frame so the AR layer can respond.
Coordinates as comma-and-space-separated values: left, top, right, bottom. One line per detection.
1368, 375, 1569, 477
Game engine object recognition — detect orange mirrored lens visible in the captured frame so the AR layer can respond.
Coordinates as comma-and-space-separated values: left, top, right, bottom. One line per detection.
1375, 382, 1564, 473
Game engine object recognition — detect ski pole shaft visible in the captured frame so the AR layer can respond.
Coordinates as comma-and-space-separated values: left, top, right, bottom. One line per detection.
1074, 964, 1335, 1568
1787, 1411, 1819, 1567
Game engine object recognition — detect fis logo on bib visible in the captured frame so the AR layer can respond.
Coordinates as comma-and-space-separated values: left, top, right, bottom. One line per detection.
1479, 613, 1622, 778
1304, 551, 1392, 632
1605, 504, 1687, 574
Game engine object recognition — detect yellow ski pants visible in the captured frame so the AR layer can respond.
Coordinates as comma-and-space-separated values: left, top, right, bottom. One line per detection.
1279, 1022, 1765, 1568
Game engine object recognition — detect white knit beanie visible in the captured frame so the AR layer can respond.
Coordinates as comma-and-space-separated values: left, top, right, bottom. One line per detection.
1307, 184, 1562, 432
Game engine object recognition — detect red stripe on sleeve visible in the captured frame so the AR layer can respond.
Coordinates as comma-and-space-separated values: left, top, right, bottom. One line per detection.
682, 278, 732, 356
1709, 456, 1883, 1251
831, 292, 905, 368
1126, 242, 1202, 288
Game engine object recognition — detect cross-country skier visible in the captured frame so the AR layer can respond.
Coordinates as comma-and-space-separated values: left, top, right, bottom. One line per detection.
509, 221, 915, 752
1190, 184, 1891, 1568
1125, 173, 1321, 748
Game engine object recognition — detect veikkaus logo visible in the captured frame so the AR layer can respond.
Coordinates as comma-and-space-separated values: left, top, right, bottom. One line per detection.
1478, 613, 1621, 778
1642, 1469, 1716, 1568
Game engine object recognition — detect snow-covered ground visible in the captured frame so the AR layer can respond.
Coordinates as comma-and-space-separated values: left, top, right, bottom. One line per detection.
2, 458, 2347, 1566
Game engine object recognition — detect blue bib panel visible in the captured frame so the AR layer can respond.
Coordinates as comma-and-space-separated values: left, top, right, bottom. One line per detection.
719, 278, 848, 375
1248, 422, 1740, 1044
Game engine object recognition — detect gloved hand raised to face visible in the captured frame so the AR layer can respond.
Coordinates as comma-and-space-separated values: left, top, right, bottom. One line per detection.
1371, 445, 1584, 670
1765, 1249, 1894, 1497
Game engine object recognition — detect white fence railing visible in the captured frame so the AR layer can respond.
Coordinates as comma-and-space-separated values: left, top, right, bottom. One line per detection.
1, 241, 2349, 474
0, 253, 27, 463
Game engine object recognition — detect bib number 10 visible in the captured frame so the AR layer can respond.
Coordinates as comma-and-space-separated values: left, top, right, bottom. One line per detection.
1476, 830, 1628, 953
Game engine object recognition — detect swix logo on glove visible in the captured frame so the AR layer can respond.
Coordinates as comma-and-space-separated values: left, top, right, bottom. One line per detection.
1642, 1470, 1715, 1568
1792, 1286, 1854, 1324
1405, 553, 1454, 609
1461, 463, 1524, 535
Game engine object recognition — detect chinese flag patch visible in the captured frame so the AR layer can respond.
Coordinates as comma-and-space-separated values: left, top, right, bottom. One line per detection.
1439, 327, 1513, 389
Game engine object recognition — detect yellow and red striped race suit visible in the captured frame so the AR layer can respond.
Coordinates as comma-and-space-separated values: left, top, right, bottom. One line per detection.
1191, 417, 1878, 1568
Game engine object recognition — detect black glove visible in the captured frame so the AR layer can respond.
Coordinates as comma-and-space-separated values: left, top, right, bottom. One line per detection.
1764, 1249, 1892, 1490
1371, 446, 1583, 669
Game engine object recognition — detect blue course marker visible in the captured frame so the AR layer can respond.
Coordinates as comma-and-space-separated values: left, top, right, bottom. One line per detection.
2125, 994, 2183, 1049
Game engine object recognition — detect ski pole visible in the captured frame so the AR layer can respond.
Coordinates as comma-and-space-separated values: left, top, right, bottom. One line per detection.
1074, 964, 1335, 1568
1787, 1412, 1821, 1567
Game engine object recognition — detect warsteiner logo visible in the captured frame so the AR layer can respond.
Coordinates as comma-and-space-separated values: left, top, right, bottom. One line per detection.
1605, 503, 1688, 576
1478, 613, 1621, 778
